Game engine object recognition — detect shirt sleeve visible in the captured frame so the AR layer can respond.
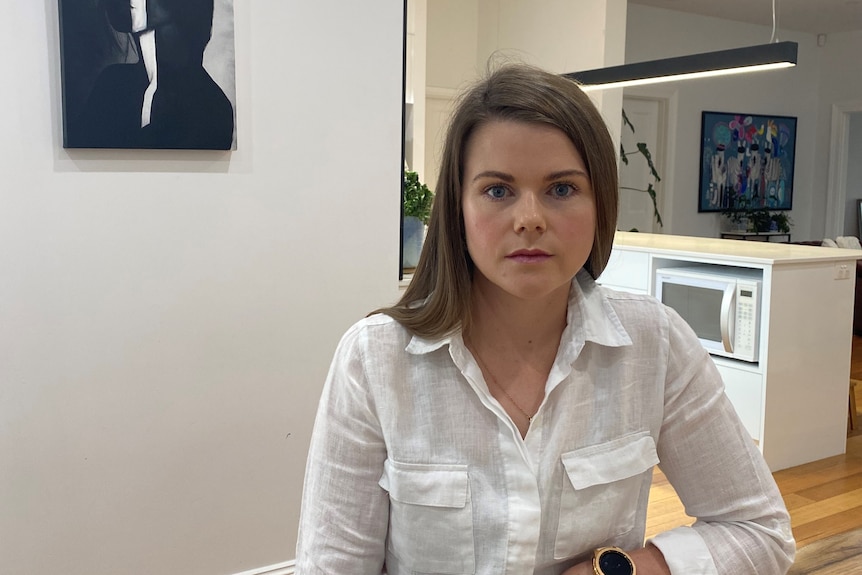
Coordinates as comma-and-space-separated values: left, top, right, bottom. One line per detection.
295, 323, 389, 574
649, 306, 796, 575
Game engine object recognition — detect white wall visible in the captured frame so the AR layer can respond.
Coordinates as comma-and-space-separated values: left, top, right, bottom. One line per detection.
625, 5, 823, 240
1, 2, 403, 574
426, 0, 480, 90
476, 0, 621, 75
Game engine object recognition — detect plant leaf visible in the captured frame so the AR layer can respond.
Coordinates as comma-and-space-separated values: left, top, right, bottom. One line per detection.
636, 142, 662, 182
620, 143, 629, 165
647, 183, 663, 227
622, 108, 635, 133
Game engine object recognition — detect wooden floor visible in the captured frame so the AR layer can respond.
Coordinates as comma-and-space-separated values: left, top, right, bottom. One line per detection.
645, 335, 862, 549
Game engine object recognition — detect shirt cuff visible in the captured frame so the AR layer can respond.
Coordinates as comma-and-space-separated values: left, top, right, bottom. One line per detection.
648, 526, 719, 575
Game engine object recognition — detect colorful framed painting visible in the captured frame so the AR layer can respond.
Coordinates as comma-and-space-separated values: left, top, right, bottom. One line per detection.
697, 111, 797, 212
58, 0, 237, 150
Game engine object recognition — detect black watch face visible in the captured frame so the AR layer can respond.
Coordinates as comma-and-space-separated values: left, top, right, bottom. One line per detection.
598, 550, 634, 575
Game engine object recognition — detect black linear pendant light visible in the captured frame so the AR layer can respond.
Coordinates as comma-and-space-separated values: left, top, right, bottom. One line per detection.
565, 41, 797, 91
566, 0, 797, 91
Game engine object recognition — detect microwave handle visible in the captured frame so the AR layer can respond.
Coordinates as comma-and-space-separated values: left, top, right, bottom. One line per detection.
720, 284, 736, 353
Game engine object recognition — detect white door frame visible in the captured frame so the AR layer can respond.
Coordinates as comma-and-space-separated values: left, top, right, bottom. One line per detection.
826, 100, 862, 238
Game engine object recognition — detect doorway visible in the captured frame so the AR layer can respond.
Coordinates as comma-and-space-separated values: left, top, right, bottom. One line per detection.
826, 101, 862, 238
844, 112, 862, 236
619, 96, 668, 233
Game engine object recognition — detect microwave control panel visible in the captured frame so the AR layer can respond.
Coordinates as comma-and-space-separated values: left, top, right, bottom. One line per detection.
733, 281, 759, 359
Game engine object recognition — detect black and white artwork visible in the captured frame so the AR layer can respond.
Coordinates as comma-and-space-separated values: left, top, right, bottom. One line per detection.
58, 0, 237, 150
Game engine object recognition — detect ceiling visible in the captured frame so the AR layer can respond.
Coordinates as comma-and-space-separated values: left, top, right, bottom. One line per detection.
628, 0, 862, 35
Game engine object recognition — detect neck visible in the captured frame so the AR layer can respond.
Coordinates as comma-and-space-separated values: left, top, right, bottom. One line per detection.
467, 277, 570, 354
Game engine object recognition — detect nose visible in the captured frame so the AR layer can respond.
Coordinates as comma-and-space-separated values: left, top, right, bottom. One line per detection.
514, 192, 546, 234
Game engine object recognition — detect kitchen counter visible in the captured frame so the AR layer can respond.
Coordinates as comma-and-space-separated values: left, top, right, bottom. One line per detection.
613, 231, 862, 265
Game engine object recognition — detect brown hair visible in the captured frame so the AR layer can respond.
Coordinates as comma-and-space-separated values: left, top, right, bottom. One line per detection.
378, 63, 618, 338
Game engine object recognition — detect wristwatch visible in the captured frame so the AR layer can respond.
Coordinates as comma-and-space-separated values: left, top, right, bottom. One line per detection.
593, 546, 636, 575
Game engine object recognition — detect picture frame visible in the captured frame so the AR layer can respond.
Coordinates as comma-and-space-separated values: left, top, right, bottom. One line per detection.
697, 111, 797, 213
57, 0, 237, 150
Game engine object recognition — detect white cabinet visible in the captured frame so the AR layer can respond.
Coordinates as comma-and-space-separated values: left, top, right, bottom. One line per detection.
602, 232, 859, 471
714, 359, 763, 442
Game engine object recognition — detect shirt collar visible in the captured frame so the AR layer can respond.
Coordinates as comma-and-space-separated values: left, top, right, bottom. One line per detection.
405, 269, 632, 356
405, 329, 458, 355
568, 268, 633, 349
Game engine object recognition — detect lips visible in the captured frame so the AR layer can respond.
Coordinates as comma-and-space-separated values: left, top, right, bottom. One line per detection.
506, 249, 551, 263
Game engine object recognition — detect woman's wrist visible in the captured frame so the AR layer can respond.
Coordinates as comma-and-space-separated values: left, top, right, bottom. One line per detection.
562, 544, 671, 575
628, 544, 671, 574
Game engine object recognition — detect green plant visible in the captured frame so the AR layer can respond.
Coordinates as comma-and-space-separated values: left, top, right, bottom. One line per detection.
745, 208, 792, 233
720, 192, 792, 233
403, 170, 434, 225
769, 210, 792, 233
620, 109, 663, 228
748, 207, 773, 233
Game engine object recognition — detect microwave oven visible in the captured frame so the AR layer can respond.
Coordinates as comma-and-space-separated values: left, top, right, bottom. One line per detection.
655, 265, 762, 363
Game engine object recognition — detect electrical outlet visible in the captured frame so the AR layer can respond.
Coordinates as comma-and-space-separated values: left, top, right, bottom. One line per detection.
835, 263, 851, 280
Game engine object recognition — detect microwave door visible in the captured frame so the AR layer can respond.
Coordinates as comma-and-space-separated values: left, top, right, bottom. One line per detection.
719, 284, 736, 354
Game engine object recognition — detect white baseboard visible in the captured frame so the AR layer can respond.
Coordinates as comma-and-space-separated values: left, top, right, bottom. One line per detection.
231, 559, 295, 575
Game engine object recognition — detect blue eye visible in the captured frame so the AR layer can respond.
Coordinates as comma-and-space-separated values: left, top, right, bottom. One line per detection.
551, 183, 576, 198
485, 185, 508, 200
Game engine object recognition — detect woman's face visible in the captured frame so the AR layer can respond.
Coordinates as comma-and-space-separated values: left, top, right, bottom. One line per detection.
461, 120, 596, 304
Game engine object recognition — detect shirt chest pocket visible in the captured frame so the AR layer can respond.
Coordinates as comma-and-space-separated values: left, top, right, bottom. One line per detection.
554, 432, 659, 560
379, 459, 475, 574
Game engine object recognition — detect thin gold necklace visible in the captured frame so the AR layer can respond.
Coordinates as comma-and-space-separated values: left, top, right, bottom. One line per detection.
468, 340, 539, 424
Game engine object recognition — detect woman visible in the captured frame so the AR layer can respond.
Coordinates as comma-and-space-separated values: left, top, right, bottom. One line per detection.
296, 64, 794, 575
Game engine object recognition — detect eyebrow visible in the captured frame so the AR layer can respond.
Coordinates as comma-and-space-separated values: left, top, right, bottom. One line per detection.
471, 170, 514, 183
471, 169, 589, 183
547, 169, 589, 180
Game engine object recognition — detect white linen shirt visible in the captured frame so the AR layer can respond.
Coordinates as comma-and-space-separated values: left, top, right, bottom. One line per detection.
296, 270, 794, 575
